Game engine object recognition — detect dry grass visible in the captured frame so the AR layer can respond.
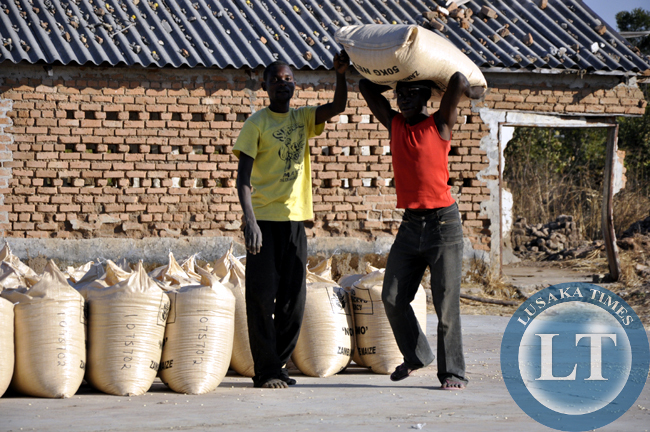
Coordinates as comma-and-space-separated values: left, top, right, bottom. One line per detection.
564, 248, 646, 289
613, 188, 650, 237
464, 256, 520, 300
508, 175, 649, 241
504, 127, 650, 241
555, 250, 650, 327
618, 247, 648, 289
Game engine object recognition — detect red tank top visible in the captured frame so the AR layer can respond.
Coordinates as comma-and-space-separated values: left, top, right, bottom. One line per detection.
390, 114, 455, 209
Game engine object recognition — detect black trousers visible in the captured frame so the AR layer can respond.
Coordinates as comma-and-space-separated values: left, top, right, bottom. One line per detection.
382, 203, 467, 384
245, 220, 307, 386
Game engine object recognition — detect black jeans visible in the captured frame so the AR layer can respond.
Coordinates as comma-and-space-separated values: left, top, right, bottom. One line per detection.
245, 221, 307, 386
382, 202, 467, 384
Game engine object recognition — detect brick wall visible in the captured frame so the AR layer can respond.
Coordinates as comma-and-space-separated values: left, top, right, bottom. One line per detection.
0, 64, 646, 255
0, 97, 13, 237
476, 77, 647, 116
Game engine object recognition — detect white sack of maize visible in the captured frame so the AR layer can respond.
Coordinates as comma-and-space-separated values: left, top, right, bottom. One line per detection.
0, 294, 14, 397
339, 273, 366, 368
0, 261, 27, 291
335, 24, 487, 92
159, 268, 235, 394
307, 256, 334, 282
0, 243, 40, 287
350, 268, 427, 374
149, 252, 194, 287
86, 262, 170, 396
338, 263, 381, 368
213, 244, 254, 377
180, 254, 202, 282
70, 262, 105, 289
75, 259, 131, 300
3, 261, 85, 398
291, 281, 354, 377
65, 261, 95, 284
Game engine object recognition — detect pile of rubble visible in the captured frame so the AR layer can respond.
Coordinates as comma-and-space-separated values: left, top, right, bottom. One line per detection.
511, 215, 585, 260
511, 213, 650, 277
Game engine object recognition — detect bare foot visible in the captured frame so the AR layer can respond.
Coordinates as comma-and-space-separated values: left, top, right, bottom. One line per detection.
261, 378, 289, 389
441, 377, 466, 390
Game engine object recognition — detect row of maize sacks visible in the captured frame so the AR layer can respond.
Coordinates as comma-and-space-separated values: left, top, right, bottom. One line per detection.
297, 259, 427, 377
0, 244, 426, 398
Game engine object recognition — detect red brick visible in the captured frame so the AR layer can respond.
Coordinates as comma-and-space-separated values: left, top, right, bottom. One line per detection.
36, 223, 58, 231
13, 222, 35, 230
147, 205, 167, 213
37, 205, 57, 212
14, 204, 35, 212
127, 204, 147, 212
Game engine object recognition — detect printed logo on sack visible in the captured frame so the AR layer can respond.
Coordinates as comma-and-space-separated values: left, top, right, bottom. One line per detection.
501, 283, 649, 431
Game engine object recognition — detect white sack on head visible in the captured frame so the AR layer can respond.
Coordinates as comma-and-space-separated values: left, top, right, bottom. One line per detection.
86, 261, 170, 396
335, 24, 487, 93
214, 244, 254, 377
0, 295, 14, 397
159, 267, 236, 394
350, 268, 427, 374
292, 282, 354, 377
2, 260, 85, 398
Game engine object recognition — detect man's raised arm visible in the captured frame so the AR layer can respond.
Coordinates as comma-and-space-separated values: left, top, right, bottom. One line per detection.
359, 79, 396, 132
315, 51, 350, 125
435, 72, 485, 139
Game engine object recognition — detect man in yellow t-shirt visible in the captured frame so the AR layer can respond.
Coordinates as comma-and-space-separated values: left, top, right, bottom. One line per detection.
233, 52, 349, 389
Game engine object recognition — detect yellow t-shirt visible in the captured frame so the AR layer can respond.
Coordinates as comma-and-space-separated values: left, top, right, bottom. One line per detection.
233, 106, 325, 221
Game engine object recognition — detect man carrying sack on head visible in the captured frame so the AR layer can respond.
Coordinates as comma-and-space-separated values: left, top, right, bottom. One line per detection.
360, 73, 484, 390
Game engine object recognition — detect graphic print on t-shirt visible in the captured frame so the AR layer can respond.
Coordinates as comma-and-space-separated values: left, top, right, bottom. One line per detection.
274, 122, 306, 183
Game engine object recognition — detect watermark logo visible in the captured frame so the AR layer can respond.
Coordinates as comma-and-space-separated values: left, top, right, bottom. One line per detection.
501, 283, 649, 431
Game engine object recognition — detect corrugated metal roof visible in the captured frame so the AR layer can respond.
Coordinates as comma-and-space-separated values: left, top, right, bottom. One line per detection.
0, 0, 648, 74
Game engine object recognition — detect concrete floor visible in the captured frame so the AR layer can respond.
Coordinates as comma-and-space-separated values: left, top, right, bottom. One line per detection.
1, 314, 648, 432
503, 262, 594, 289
